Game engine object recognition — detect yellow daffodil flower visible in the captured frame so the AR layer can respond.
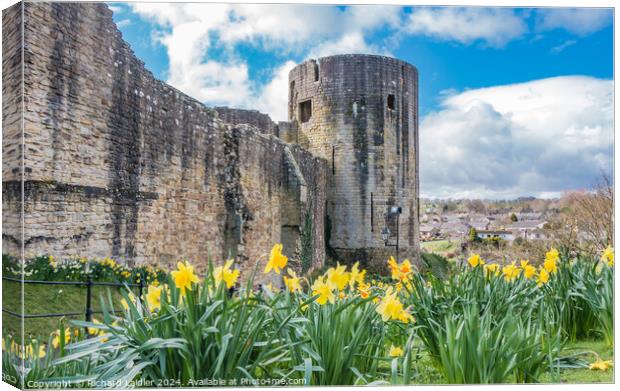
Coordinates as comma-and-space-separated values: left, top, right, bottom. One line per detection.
264, 244, 288, 274
389, 345, 404, 357
348, 261, 366, 288
358, 282, 371, 299
387, 257, 413, 281
544, 248, 559, 273
502, 262, 520, 282
601, 246, 614, 267
388, 256, 400, 280
522, 264, 536, 279
326, 263, 349, 290
146, 284, 164, 311
537, 268, 550, 286
589, 359, 613, 371
214, 259, 240, 289
52, 328, 71, 349
48, 255, 57, 268
467, 254, 484, 267
376, 288, 412, 323
483, 263, 500, 276
120, 292, 137, 310
171, 261, 199, 294
87, 318, 102, 336
283, 268, 302, 293
311, 276, 335, 305
19, 344, 45, 360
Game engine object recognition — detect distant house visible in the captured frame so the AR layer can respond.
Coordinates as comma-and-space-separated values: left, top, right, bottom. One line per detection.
442, 213, 463, 223
477, 230, 514, 241
508, 220, 545, 230
468, 220, 490, 231
526, 229, 549, 241
440, 221, 469, 240
513, 212, 543, 221
508, 220, 548, 240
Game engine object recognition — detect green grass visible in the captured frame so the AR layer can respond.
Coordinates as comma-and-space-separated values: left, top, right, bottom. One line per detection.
2, 280, 134, 340
421, 239, 457, 254
539, 339, 614, 384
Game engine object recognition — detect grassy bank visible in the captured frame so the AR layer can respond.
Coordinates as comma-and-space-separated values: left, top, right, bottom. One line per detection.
2, 280, 131, 339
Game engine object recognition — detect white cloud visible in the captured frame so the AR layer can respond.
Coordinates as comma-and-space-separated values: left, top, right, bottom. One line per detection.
406, 8, 527, 47
420, 76, 613, 199
536, 8, 612, 36
116, 19, 131, 28
308, 32, 386, 59
123, 3, 613, 139
128, 3, 404, 121
550, 39, 576, 54
253, 61, 296, 122
108, 5, 123, 14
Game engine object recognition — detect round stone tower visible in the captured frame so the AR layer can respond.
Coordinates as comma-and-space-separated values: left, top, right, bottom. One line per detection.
288, 54, 419, 265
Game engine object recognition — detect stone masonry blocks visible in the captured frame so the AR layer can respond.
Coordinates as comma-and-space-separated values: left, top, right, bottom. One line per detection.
288, 55, 420, 265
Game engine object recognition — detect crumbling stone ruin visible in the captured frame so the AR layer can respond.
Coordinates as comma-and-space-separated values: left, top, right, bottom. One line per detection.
2, 2, 419, 274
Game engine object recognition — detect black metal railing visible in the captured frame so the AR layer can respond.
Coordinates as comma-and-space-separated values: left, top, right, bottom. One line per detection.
1, 275, 144, 322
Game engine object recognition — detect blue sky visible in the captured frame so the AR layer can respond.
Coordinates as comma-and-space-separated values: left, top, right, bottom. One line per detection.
108, 3, 613, 199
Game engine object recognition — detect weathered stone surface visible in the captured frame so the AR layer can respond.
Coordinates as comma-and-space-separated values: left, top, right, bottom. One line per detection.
214, 107, 279, 137
288, 55, 420, 266
2, 2, 327, 276
2, 2, 419, 274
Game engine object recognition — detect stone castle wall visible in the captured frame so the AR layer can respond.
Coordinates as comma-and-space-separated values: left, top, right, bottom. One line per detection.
214, 107, 279, 137
288, 55, 419, 265
2, 2, 327, 275
1, 3, 23, 257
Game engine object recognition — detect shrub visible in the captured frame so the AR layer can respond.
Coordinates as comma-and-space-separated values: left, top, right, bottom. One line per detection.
2, 254, 167, 286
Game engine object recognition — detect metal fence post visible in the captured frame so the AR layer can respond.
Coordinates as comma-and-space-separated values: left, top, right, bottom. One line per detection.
138, 272, 144, 298
85, 274, 93, 322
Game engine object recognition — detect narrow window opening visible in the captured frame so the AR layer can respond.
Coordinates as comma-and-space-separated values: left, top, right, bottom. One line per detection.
331, 146, 336, 175
370, 192, 374, 232
313, 62, 320, 82
299, 99, 312, 123
387, 94, 395, 110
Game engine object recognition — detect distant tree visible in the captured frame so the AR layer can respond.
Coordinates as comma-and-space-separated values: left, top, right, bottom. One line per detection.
466, 199, 486, 214
482, 236, 504, 249
468, 227, 479, 243
520, 205, 534, 213
550, 173, 613, 255
442, 201, 458, 213
510, 213, 518, 222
